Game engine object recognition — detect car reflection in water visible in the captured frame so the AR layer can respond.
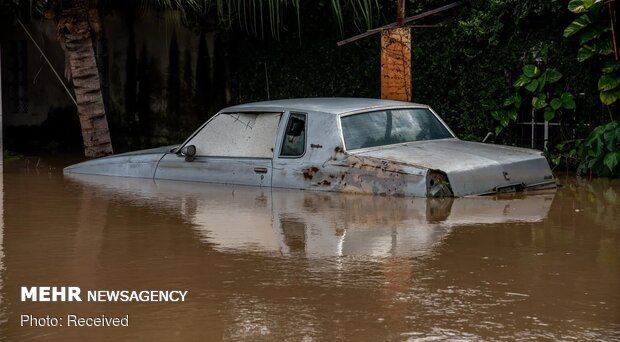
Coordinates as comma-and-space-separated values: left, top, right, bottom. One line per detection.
65, 174, 555, 258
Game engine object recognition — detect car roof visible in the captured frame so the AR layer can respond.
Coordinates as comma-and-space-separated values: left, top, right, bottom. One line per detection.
221, 97, 428, 115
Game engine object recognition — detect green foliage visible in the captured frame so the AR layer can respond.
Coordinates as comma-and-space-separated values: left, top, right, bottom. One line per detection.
577, 121, 620, 176
598, 74, 620, 91
559, 0, 620, 177
565, 0, 620, 105
568, 0, 596, 14
562, 92, 577, 109
493, 61, 574, 135
523, 64, 541, 78
599, 65, 620, 104
404, 0, 576, 141
564, 13, 594, 37
550, 122, 620, 177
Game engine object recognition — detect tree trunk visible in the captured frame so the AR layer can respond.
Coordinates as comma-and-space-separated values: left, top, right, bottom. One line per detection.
59, 0, 113, 158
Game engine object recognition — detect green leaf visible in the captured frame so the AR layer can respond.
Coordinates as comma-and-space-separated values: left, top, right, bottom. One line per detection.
525, 79, 539, 92
537, 72, 548, 92
550, 98, 562, 110
577, 45, 596, 62
568, 0, 585, 13
604, 151, 620, 172
564, 14, 592, 37
546, 69, 563, 83
495, 126, 503, 136
602, 60, 620, 73
508, 108, 518, 121
532, 95, 547, 110
595, 135, 605, 157
604, 128, 619, 151
586, 125, 606, 146
562, 93, 576, 109
523, 65, 541, 78
579, 24, 607, 45
568, 0, 596, 13
596, 38, 614, 56
513, 94, 522, 108
606, 121, 620, 133
544, 107, 556, 121
606, 121, 620, 131
513, 75, 531, 88
598, 74, 620, 91
600, 88, 620, 105
503, 94, 522, 109
491, 110, 502, 120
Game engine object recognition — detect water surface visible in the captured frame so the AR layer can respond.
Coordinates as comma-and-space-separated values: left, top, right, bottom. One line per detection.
0, 160, 618, 341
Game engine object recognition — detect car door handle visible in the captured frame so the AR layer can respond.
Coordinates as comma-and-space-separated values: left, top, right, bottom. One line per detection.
254, 167, 268, 174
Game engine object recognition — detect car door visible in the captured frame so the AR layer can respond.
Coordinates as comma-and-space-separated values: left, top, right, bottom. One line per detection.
272, 111, 309, 190
155, 112, 282, 187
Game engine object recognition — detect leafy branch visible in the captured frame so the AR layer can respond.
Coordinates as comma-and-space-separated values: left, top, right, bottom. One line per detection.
492, 64, 575, 136
564, 0, 620, 104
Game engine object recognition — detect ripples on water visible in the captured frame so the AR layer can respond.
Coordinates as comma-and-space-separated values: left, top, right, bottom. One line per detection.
0, 160, 619, 341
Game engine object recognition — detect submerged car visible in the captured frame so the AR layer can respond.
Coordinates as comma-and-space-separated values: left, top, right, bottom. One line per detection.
64, 98, 556, 197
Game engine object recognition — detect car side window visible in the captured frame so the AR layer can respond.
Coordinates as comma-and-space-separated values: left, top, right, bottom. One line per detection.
185, 112, 282, 158
280, 113, 306, 157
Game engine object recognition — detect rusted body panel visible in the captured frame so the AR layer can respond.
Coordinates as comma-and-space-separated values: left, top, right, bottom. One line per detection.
64, 98, 556, 197
294, 149, 428, 196
351, 139, 555, 196
269, 107, 428, 196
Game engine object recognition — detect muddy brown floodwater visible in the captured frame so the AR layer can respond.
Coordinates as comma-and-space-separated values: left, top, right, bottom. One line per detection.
0, 158, 619, 341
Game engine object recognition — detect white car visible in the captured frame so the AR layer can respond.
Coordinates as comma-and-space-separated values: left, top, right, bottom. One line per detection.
64, 98, 556, 197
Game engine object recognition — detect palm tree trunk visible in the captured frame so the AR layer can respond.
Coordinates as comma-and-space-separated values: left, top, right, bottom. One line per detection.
59, 0, 113, 158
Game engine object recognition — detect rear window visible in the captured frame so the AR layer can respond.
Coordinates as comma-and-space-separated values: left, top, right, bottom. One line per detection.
340, 109, 453, 150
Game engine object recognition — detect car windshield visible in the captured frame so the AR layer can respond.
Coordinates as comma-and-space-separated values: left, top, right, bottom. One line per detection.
340, 108, 453, 150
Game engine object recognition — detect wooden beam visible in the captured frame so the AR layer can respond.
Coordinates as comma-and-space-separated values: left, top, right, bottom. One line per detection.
337, 1, 462, 47
397, 0, 405, 26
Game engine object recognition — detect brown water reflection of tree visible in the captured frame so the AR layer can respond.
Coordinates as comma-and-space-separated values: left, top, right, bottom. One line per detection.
72, 183, 108, 282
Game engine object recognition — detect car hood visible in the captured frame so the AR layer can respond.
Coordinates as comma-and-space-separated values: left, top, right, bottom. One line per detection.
64, 145, 177, 178
349, 139, 555, 196
109, 145, 178, 157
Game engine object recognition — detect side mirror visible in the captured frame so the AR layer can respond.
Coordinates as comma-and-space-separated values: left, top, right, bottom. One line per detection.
181, 145, 196, 162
